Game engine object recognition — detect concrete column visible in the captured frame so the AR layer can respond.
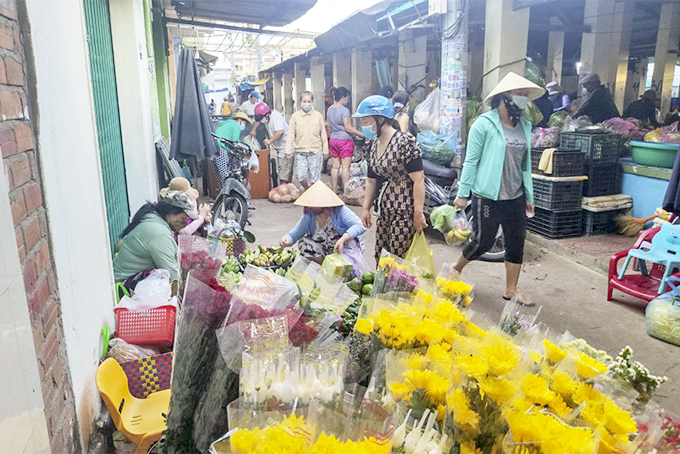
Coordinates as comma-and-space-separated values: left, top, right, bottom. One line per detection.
391, 56, 399, 92
638, 58, 649, 98
623, 67, 638, 110
482, 0, 529, 98
352, 47, 373, 110
580, 0, 615, 86
333, 53, 351, 89
294, 61, 307, 108
310, 57, 326, 114
398, 29, 428, 101
273, 72, 283, 113
282, 70, 294, 120
546, 24, 564, 84
652, 2, 680, 115
609, 1, 634, 112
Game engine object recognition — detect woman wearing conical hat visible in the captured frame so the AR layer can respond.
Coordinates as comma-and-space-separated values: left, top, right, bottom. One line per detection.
280, 181, 367, 262
452, 72, 545, 307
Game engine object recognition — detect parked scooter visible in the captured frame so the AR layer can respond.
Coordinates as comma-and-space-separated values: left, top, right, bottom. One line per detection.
211, 135, 253, 228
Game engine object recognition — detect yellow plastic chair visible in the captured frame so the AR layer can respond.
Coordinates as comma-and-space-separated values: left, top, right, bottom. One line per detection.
96, 358, 171, 453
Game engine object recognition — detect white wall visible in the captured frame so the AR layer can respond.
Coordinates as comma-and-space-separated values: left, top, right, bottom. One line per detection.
110, 0, 159, 214
0, 157, 49, 453
25, 0, 117, 448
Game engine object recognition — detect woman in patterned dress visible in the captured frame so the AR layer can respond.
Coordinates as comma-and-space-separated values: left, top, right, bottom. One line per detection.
353, 95, 427, 262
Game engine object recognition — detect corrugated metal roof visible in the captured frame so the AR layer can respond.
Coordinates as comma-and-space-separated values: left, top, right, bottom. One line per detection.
171, 0, 317, 27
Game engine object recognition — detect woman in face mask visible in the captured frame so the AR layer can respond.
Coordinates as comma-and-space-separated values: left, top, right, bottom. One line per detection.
353, 95, 427, 263
327, 86, 365, 193
285, 91, 329, 190
452, 72, 544, 307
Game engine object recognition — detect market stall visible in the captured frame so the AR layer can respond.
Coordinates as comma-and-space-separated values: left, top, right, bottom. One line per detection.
97, 231, 679, 454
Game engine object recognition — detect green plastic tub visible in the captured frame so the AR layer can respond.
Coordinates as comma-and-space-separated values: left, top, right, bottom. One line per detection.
630, 140, 679, 168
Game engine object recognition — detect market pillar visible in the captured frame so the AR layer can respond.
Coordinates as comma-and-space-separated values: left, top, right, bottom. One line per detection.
351, 47, 372, 110
333, 53, 351, 89
294, 61, 307, 108
652, 1, 680, 115
398, 29, 427, 102
638, 58, 649, 98
283, 70, 294, 120
482, 0, 529, 98
580, 0, 615, 86
610, 0, 634, 113
273, 72, 283, 113
310, 57, 326, 114
546, 23, 564, 84
440, 0, 468, 141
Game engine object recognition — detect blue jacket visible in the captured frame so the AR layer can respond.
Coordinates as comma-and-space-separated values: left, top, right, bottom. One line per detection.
457, 109, 534, 204
285, 206, 366, 245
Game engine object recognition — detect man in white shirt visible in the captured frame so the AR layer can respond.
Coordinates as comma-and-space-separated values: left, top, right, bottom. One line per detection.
240, 91, 261, 117
253, 103, 292, 183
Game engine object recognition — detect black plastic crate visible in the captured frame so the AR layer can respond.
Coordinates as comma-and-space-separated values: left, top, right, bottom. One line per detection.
531, 148, 585, 177
532, 178, 584, 211
583, 163, 621, 197
560, 132, 621, 163
528, 208, 583, 239
583, 208, 629, 235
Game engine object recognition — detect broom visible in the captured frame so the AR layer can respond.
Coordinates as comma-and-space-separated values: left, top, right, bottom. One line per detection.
614, 210, 658, 236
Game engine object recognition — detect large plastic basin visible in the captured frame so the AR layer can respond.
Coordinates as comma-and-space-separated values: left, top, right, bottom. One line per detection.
630, 140, 679, 168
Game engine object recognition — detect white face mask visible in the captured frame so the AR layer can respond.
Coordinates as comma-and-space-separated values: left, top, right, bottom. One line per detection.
301, 102, 313, 112
582, 87, 589, 96
511, 95, 528, 110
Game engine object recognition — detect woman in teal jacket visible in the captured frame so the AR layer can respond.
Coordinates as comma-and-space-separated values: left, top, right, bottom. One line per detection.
453, 72, 544, 306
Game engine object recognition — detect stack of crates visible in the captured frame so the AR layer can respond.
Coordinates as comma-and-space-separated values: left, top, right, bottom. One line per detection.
560, 131, 622, 196
528, 148, 587, 239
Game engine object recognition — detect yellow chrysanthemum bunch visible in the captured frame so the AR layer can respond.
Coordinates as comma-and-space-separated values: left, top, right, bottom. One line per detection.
506, 409, 598, 454
310, 432, 391, 454
230, 414, 311, 454
378, 256, 407, 271
435, 276, 474, 305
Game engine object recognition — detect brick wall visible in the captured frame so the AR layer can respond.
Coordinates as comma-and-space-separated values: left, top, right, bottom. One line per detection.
1, 1, 80, 452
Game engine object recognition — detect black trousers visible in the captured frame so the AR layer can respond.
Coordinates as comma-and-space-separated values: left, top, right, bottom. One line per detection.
462, 195, 527, 264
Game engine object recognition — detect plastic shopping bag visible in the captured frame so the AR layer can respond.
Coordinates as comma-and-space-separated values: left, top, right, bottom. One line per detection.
444, 208, 472, 246
341, 241, 371, 278
413, 87, 440, 133
646, 277, 680, 346
248, 150, 260, 174
404, 232, 435, 276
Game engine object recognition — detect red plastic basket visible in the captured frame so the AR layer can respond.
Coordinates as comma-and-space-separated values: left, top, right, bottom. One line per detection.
114, 305, 176, 346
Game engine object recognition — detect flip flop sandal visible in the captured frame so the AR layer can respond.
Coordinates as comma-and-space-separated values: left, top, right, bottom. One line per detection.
503, 293, 535, 307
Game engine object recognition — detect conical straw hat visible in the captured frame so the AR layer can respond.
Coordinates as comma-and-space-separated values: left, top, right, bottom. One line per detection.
294, 181, 345, 207
484, 72, 545, 104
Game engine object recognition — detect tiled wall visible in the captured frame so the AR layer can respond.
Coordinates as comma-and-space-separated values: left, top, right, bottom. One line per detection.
0, 142, 49, 453
1, 0, 79, 451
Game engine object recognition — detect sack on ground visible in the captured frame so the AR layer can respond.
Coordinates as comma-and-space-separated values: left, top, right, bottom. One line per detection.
404, 232, 435, 276
646, 277, 680, 346
413, 87, 440, 133
343, 176, 366, 206
269, 183, 301, 203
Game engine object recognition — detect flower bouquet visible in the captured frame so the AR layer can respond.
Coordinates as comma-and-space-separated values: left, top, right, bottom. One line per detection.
178, 235, 228, 296
159, 273, 232, 453
372, 251, 419, 296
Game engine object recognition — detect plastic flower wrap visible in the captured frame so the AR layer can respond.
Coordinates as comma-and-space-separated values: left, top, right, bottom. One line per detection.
392, 407, 451, 454
178, 235, 228, 294
373, 250, 416, 295
161, 274, 232, 452
499, 296, 543, 337
609, 346, 667, 403
434, 263, 474, 307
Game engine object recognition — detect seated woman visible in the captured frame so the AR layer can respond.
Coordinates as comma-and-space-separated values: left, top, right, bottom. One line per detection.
160, 177, 212, 239
113, 190, 198, 290
280, 181, 366, 262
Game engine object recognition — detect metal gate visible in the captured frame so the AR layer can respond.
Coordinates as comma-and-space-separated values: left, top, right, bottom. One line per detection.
83, 0, 130, 250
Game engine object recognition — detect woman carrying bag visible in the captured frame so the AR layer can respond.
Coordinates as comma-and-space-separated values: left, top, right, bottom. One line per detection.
354, 95, 427, 262
453, 72, 544, 306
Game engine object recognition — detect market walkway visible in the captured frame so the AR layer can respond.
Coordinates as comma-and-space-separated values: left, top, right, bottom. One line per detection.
250, 197, 680, 415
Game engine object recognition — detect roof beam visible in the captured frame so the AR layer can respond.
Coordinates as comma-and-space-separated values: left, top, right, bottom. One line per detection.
164, 17, 317, 40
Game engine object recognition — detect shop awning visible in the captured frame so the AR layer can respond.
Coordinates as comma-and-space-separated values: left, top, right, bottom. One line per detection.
171, 0, 317, 27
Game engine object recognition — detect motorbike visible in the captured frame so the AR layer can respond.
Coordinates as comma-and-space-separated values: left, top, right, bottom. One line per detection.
422, 157, 505, 262
210, 134, 253, 229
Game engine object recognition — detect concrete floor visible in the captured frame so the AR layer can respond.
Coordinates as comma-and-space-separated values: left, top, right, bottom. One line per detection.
247, 196, 680, 415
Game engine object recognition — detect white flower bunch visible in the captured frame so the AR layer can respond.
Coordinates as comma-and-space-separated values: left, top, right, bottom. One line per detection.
393, 408, 449, 454
610, 346, 667, 397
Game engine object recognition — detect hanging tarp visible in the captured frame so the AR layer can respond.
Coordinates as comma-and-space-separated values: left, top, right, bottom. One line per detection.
170, 48, 217, 161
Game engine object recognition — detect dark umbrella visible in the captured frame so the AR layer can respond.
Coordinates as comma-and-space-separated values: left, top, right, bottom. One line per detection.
170, 48, 217, 161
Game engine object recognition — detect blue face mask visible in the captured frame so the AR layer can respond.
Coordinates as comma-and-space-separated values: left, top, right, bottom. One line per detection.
239, 123, 246, 131
362, 124, 377, 140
